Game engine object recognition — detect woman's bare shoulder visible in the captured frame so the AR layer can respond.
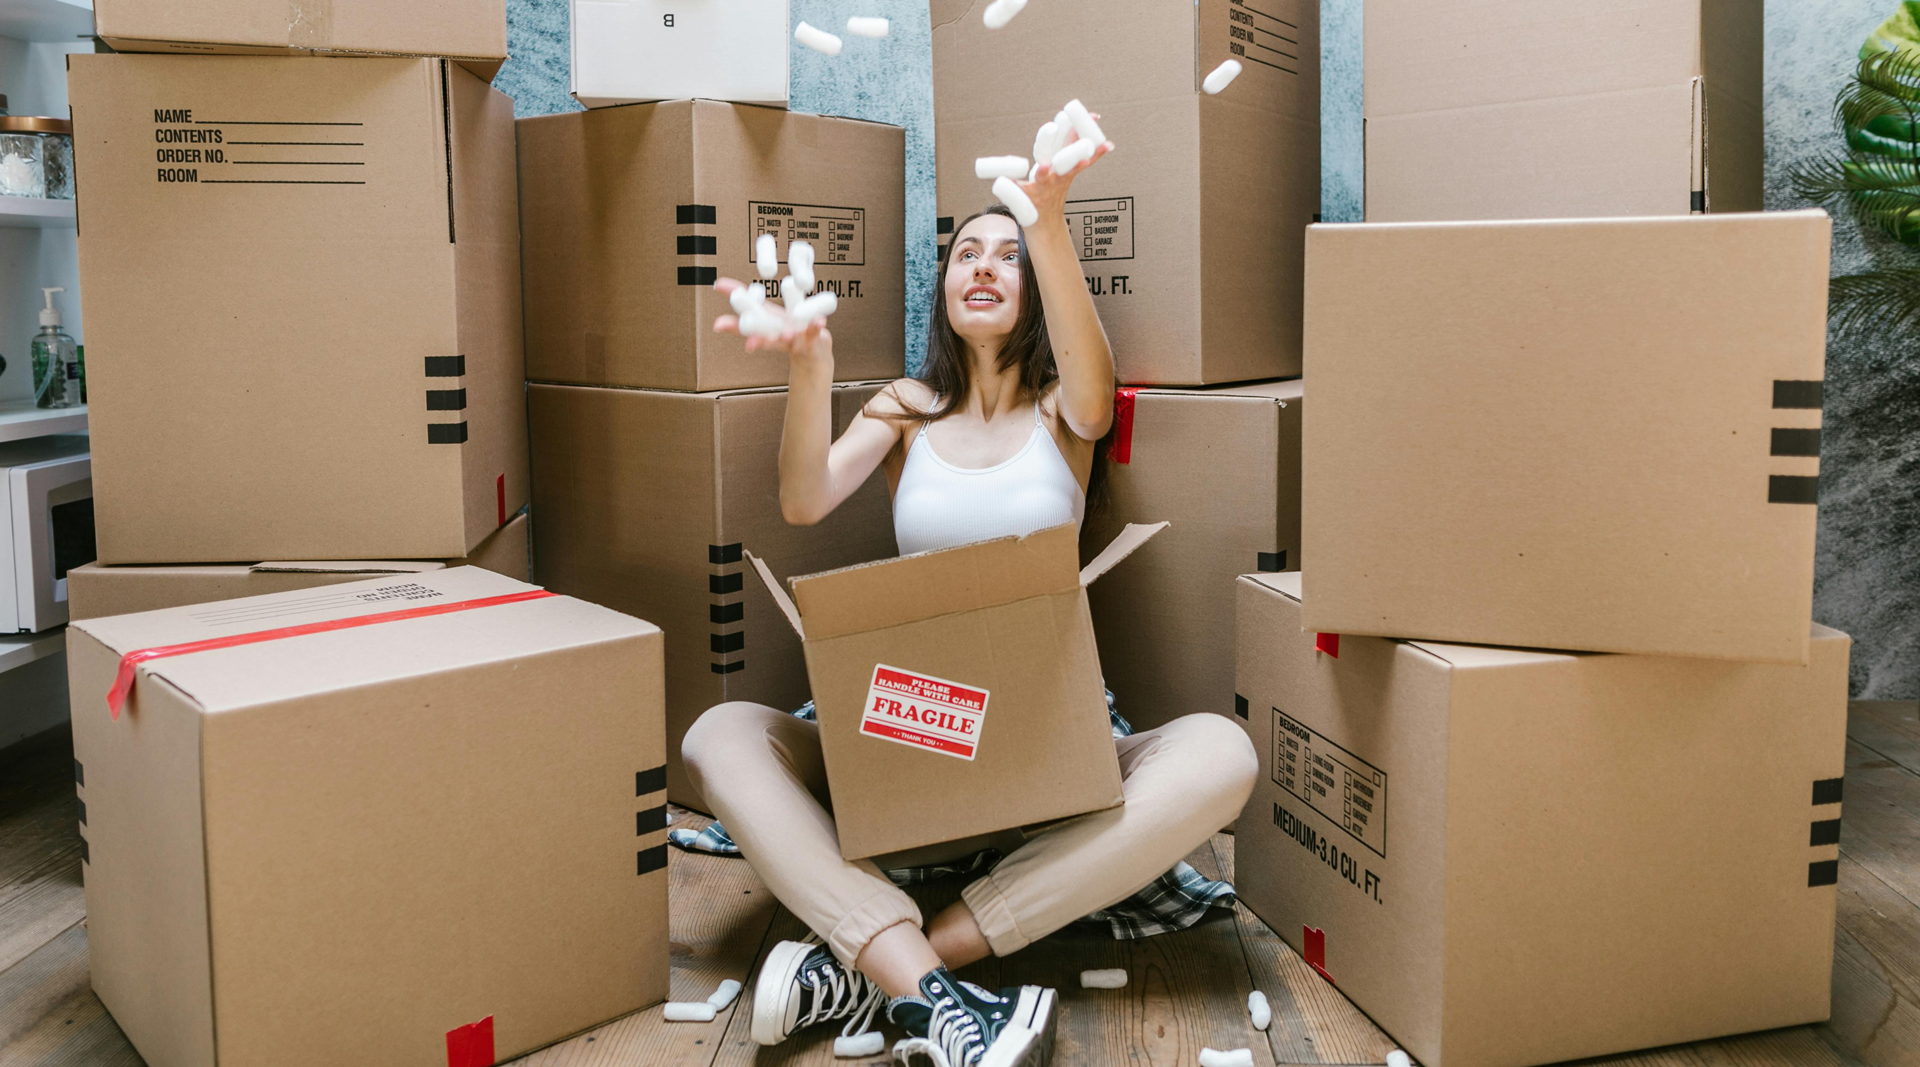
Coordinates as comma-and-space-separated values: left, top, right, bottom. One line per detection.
864, 378, 936, 420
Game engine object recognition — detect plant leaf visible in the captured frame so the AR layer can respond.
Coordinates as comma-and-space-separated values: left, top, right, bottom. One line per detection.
1828, 269, 1920, 338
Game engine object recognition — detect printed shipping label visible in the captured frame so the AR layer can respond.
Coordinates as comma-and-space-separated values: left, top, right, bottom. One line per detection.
749, 201, 866, 266
1272, 708, 1387, 857
860, 665, 989, 761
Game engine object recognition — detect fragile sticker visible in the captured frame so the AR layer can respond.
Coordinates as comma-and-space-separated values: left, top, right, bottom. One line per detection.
860, 665, 989, 760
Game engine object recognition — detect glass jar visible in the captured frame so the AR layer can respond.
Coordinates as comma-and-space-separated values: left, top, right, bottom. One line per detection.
0, 117, 75, 200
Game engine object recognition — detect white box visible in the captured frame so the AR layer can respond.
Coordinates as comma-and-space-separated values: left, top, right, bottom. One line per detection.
571, 0, 790, 108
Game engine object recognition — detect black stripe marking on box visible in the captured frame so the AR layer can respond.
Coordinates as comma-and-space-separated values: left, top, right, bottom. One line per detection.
425, 355, 465, 378
638, 844, 669, 876
1257, 551, 1287, 573
712, 661, 747, 675
1234, 694, 1249, 720
1813, 777, 1844, 805
937, 216, 955, 235
711, 573, 744, 595
1808, 859, 1839, 887
427, 423, 469, 445
677, 234, 718, 256
636, 765, 668, 797
1810, 818, 1842, 847
1771, 428, 1821, 457
77, 800, 85, 826
1690, 190, 1706, 213
937, 244, 950, 262
1768, 475, 1819, 505
636, 804, 668, 836
709, 543, 744, 565
711, 632, 745, 654
1774, 381, 1825, 409
711, 602, 744, 624
72, 759, 82, 786
678, 266, 719, 286
676, 204, 719, 225
79, 838, 88, 864
427, 389, 467, 412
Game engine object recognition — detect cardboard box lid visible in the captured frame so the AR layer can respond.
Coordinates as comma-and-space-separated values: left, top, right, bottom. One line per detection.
92, 0, 509, 62
754, 522, 1167, 642
73, 567, 657, 716
250, 560, 446, 574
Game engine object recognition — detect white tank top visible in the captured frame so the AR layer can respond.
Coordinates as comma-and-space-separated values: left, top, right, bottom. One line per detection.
893, 404, 1087, 556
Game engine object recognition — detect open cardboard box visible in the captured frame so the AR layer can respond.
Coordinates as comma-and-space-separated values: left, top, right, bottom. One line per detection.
748, 522, 1165, 860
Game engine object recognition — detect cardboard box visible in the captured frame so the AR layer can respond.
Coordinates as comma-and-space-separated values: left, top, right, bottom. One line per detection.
70, 55, 529, 564
1364, 0, 1761, 221
1302, 212, 1828, 663
571, 0, 789, 108
67, 566, 668, 1067
67, 511, 531, 621
518, 101, 904, 392
750, 522, 1161, 860
930, 0, 1319, 386
1082, 380, 1300, 731
529, 381, 897, 807
1234, 572, 1848, 1067
92, 0, 507, 76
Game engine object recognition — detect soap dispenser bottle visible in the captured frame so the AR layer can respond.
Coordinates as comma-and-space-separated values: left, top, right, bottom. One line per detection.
31, 287, 79, 409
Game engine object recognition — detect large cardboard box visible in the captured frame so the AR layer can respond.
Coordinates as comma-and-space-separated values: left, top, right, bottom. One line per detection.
571, 0, 789, 109
1083, 380, 1300, 731
67, 566, 668, 1067
92, 0, 507, 75
68, 511, 532, 621
529, 381, 897, 807
752, 522, 1161, 860
518, 101, 904, 392
1302, 211, 1828, 663
1234, 572, 1848, 1067
70, 55, 528, 564
931, 0, 1319, 385
1365, 0, 1761, 221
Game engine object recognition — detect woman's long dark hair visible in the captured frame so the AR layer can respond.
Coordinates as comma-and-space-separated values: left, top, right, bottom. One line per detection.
908, 203, 1111, 510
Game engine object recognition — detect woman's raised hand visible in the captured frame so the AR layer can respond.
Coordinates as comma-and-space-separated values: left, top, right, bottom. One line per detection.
1020, 114, 1114, 219
712, 276, 834, 372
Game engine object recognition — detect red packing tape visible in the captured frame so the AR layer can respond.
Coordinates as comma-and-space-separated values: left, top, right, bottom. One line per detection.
1110, 387, 1138, 464
1314, 632, 1341, 658
106, 590, 558, 720
1303, 925, 1332, 982
446, 1015, 495, 1067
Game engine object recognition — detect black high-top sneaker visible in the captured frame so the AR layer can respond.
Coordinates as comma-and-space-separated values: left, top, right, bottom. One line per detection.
888, 967, 1056, 1067
750, 939, 887, 1046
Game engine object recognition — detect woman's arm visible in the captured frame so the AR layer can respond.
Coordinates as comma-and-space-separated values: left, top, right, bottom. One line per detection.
1017, 129, 1118, 442
713, 278, 905, 526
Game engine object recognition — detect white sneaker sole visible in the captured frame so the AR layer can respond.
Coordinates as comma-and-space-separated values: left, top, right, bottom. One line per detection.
750, 939, 819, 1046
981, 986, 1056, 1067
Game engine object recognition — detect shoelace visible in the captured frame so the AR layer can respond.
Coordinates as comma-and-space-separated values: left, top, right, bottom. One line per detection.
796, 956, 880, 1032
925, 990, 987, 1067
838, 984, 887, 1046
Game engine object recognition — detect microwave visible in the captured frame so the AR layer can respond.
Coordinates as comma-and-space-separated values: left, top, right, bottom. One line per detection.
1, 434, 94, 633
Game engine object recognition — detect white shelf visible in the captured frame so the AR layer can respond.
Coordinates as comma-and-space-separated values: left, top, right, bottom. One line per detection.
0, 626, 63, 676
0, 197, 76, 228
0, 0, 93, 43
0, 399, 85, 442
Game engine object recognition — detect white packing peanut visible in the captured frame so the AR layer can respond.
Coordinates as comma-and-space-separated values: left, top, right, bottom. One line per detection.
982, 0, 1027, 30
1050, 137, 1097, 176
1247, 990, 1271, 1031
1079, 968, 1128, 989
1063, 98, 1105, 146
728, 286, 762, 317
1197, 1049, 1254, 1067
1203, 59, 1243, 95
975, 155, 1031, 180
846, 16, 890, 38
794, 21, 843, 55
756, 232, 778, 279
739, 306, 785, 339
1050, 109, 1073, 153
706, 979, 742, 1010
663, 1002, 718, 1022
780, 274, 803, 306
789, 239, 816, 293
833, 1032, 887, 1058
797, 291, 839, 320
992, 175, 1039, 226
1032, 122, 1058, 168
1028, 163, 1040, 182
1387, 1052, 1413, 1067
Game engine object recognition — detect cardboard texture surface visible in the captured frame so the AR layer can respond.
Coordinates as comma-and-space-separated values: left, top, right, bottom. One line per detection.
1364, 0, 1763, 220
92, 0, 507, 74
69, 55, 529, 564
930, 0, 1319, 385
528, 382, 897, 807
67, 567, 668, 1067
756, 522, 1160, 860
518, 101, 904, 392
571, 0, 790, 108
1083, 380, 1300, 730
1302, 212, 1828, 663
67, 512, 531, 621
1234, 572, 1848, 1067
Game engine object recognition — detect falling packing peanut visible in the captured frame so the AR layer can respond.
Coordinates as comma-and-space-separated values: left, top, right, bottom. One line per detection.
1203, 59, 1244, 94
1247, 990, 1271, 1031
834, 1032, 886, 1057
756, 232, 778, 279
1051, 137, 1097, 176
846, 16, 889, 38
1079, 968, 1128, 989
976, 156, 1031, 180
1032, 122, 1060, 167
789, 239, 817, 293
1387, 1052, 1413, 1067
706, 979, 741, 1010
992, 176, 1039, 226
1198, 1049, 1254, 1067
727, 283, 765, 317
1063, 98, 1105, 145
663, 1002, 717, 1022
982, 0, 1027, 30
794, 21, 842, 55
793, 291, 839, 322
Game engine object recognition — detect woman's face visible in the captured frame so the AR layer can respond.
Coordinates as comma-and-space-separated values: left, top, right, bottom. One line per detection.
943, 213, 1024, 345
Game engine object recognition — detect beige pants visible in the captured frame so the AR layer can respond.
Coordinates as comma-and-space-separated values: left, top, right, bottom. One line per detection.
682, 702, 1258, 967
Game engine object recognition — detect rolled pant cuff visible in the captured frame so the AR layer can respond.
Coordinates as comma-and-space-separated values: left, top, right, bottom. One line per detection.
827, 889, 924, 968
961, 872, 1032, 957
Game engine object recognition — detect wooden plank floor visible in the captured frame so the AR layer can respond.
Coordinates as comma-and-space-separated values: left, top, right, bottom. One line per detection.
1, 704, 1915, 1067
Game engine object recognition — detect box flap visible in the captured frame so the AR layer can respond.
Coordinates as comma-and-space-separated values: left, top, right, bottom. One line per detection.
251, 561, 447, 575
1078, 522, 1169, 587
746, 551, 806, 641
792, 523, 1080, 642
